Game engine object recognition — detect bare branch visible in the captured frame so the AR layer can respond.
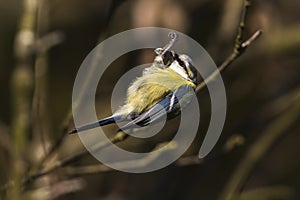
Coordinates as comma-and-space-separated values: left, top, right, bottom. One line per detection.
65, 141, 177, 176
23, 132, 128, 185
196, 0, 262, 93
57, 134, 245, 177
241, 30, 263, 48
36, 31, 65, 52
26, 178, 85, 200
8, 0, 39, 199
35, 0, 127, 172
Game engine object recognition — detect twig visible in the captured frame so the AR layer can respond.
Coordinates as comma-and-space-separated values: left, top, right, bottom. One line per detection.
65, 141, 177, 176
35, 0, 126, 171
64, 153, 199, 176
23, 132, 128, 185
195, 0, 262, 93
219, 96, 300, 200
36, 31, 65, 52
58, 134, 245, 176
26, 178, 85, 200
32, 0, 52, 165
34, 112, 73, 171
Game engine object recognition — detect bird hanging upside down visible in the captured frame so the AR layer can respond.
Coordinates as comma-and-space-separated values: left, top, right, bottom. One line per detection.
69, 32, 197, 134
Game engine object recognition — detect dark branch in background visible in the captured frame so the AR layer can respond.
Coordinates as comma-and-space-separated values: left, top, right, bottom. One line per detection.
31, 0, 64, 172
22, 0, 262, 186
196, 0, 262, 93
26, 179, 85, 200
30, 0, 120, 172
23, 132, 128, 186
34, 112, 73, 171
63, 134, 245, 176
8, 0, 38, 198
33, 0, 127, 173
24, 133, 245, 183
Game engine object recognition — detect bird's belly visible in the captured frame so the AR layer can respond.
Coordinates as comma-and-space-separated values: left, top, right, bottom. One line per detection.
126, 84, 170, 114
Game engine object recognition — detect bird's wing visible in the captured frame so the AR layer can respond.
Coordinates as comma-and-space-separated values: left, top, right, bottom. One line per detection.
118, 85, 194, 131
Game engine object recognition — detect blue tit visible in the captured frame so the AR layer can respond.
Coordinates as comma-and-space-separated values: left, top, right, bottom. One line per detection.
69, 36, 198, 134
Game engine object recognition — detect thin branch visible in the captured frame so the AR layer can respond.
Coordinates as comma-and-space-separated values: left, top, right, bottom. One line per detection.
58, 134, 245, 176
28, 0, 65, 183
35, 0, 126, 171
65, 141, 178, 176
23, 132, 128, 186
35, 31, 65, 52
25, 178, 85, 200
241, 30, 262, 48
196, 0, 262, 93
34, 112, 73, 171
32, 0, 52, 165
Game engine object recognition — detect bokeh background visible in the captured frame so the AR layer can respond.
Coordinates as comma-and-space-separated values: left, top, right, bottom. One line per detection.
0, 0, 300, 199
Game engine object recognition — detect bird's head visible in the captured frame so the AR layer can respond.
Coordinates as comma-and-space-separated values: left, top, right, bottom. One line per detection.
159, 50, 197, 85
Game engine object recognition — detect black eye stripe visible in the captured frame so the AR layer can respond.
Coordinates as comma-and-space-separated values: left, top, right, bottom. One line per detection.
161, 51, 197, 83
173, 53, 187, 71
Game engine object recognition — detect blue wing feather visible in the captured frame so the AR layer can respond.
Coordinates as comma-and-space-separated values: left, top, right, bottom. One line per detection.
118, 85, 194, 131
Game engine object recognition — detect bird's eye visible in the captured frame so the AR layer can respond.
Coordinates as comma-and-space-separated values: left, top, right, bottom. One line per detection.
162, 51, 175, 66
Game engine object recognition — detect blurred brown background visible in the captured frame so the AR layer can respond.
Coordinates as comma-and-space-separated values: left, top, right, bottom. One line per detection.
0, 0, 300, 199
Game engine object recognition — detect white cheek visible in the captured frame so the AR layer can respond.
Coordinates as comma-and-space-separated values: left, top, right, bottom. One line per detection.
169, 61, 189, 79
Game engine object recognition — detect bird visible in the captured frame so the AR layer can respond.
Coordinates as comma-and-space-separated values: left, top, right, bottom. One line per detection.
69, 33, 197, 134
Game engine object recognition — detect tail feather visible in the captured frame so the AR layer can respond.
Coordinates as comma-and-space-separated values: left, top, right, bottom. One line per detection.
69, 116, 118, 134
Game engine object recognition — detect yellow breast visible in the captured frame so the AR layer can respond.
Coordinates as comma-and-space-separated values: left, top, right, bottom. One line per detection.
125, 68, 195, 114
